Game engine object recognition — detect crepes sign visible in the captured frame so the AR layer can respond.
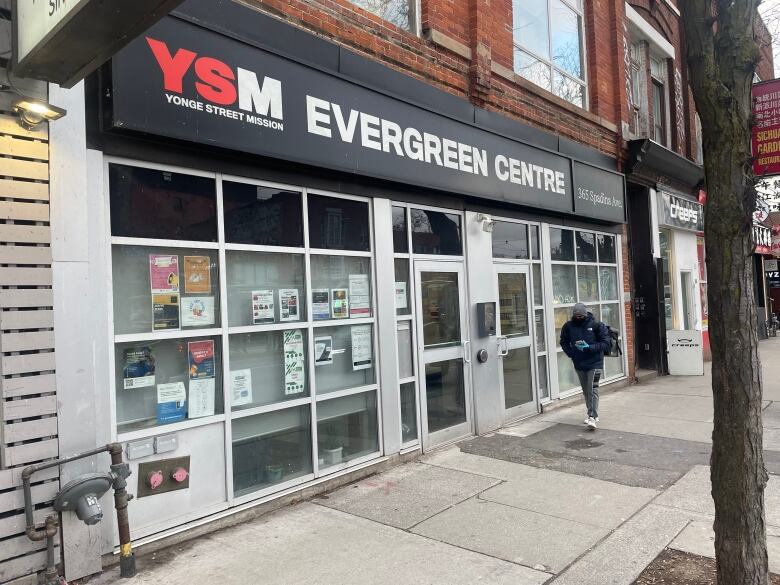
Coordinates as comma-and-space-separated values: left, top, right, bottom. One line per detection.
659, 192, 704, 232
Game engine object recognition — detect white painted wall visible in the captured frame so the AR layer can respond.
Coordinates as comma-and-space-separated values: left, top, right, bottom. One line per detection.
670, 229, 702, 331
49, 82, 112, 580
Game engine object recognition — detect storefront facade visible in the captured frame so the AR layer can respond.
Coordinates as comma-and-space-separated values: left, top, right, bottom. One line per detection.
47, 1, 628, 575
626, 140, 705, 375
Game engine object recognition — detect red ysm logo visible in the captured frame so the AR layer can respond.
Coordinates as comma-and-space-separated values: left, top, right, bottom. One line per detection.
146, 37, 283, 120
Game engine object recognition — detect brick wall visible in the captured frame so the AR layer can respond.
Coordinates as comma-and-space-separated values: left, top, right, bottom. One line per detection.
247, 0, 623, 159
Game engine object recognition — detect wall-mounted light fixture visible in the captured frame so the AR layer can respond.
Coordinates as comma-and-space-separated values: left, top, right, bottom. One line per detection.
13, 98, 66, 129
476, 213, 495, 233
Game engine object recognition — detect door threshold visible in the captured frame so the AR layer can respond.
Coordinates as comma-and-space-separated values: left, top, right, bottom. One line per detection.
502, 409, 540, 427
422, 432, 475, 453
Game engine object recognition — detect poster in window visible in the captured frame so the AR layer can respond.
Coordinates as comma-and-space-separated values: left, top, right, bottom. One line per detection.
351, 325, 373, 371
152, 294, 180, 331
188, 340, 215, 379
314, 335, 333, 366
188, 340, 215, 418
183, 256, 211, 294
312, 289, 330, 320
156, 381, 186, 424
181, 296, 215, 327
279, 288, 300, 322
349, 274, 371, 317
252, 290, 275, 324
122, 347, 155, 389
283, 329, 305, 394
331, 288, 348, 319
230, 369, 252, 407
394, 281, 408, 309
149, 255, 179, 293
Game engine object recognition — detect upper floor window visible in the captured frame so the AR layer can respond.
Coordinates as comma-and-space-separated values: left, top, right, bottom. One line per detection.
348, 0, 417, 32
629, 43, 644, 133
650, 56, 667, 145
512, 0, 586, 108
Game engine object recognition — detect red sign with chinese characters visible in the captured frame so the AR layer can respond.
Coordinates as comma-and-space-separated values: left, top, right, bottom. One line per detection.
753, 80, 780, 176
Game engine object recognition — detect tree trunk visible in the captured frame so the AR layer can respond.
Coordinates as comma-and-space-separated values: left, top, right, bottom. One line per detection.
680, 2, 769, 583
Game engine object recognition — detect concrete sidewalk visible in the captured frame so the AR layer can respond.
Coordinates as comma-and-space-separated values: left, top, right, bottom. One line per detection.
85, 339, 780, 585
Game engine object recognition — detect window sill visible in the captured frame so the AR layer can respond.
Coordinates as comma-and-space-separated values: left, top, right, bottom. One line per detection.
490, 61, 618, 134
422, 28, 472, 61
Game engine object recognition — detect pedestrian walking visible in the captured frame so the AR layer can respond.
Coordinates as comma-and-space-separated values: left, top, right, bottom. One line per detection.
560, 302, 610, 429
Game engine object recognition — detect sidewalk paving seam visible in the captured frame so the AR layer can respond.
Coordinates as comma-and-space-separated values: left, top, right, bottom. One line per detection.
311, 494, 559, 579
473, 491, 609, 530
565, 409, 713, 425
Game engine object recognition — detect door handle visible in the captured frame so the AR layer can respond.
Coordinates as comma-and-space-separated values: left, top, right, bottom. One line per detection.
463, 340, 471, 363
497, 336, 509, 357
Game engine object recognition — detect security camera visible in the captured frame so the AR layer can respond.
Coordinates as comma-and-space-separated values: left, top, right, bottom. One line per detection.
482, 220, 495, 233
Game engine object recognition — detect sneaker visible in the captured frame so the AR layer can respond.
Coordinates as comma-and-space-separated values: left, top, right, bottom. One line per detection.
595, 417, 599, 423
586, 417, 597, 429
584, 416, 590, 425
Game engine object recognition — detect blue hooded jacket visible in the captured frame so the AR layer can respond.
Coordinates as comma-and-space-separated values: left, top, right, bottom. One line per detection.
560, 312, 610, 371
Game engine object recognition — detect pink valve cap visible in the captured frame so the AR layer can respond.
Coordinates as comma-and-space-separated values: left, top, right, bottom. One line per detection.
147, 470, 164, 489
171, 467, 189, 483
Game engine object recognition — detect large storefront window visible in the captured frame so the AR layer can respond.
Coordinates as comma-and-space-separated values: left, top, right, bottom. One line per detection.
109, 162, 380, 498
550, 227, 624, 392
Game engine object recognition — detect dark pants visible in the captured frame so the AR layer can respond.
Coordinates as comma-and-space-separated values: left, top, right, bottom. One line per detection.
576, 368, 602, 419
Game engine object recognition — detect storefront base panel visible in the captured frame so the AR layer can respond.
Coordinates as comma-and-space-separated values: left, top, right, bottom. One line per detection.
99, 450, 420, 570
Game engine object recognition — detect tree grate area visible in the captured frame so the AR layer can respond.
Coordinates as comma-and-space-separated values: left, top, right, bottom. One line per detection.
632, 548, 780, 584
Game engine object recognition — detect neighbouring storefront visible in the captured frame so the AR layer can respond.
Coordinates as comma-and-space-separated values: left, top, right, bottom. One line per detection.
755, 223, 773, 337
53, 0, 629, 568
626, 139, 705, 375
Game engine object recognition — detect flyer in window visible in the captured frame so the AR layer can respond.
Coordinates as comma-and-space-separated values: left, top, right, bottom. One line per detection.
349, 274, 371, 318
188, 378, 215, 418
183, 256, 211, 294
283, 329, 305, 395
252, 290, 275, 324
351, 325, 373, 371
188, 340, 215, 379
188, 340, 216, 418
314, 335, 333, 366
149, 255, 179, 293
312, 289, 330, 320
156, 381, 186, 424
331, 288, 348, 319
279, 289, 300, 322
152, 294, 180, 331
394, 281, 408, 309
230, 369, 253, 407
122, 347, 155, 389
181, 296, 215, 327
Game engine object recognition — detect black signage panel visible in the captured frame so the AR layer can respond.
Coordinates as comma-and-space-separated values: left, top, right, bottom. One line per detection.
573, 161, 626, 222
110, 16, 625, 221
659, 192, 704, 232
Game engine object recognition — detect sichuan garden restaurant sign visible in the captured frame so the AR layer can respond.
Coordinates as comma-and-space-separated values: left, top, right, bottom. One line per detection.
752, 79, 780, 177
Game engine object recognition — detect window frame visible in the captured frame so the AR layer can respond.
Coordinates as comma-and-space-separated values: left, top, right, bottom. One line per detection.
511, 0, 589, 109
345, 0, 422, 35
104, 156, 384, 507
544, 225, 627, 400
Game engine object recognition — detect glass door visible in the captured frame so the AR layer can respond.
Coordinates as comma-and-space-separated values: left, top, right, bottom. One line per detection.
495, 264, 536, 420
414, 261, 472, 449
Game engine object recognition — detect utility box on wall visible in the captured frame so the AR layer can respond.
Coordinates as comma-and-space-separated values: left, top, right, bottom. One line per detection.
476, 302, 496, 337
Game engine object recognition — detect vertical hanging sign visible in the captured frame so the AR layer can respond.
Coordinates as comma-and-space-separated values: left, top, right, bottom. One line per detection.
752, 80, 780, 176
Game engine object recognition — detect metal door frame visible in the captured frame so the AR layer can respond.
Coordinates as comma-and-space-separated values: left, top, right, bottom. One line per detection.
494, 263, 537, 421
414, 260, 473, 450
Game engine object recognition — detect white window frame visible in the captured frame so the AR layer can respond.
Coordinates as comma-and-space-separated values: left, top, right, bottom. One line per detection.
511, 0, 589, 109
543, 224, 628, 400
104, 156, 384, 509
